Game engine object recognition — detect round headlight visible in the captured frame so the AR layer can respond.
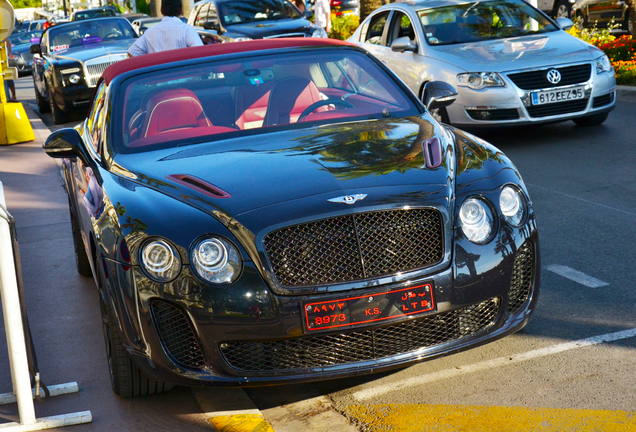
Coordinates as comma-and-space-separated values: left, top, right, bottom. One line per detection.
459, 197, 494, 243
191, 237, 241, 284
500, 185, 526, 227
68, 74, 81, 84
140, 239, 181, 282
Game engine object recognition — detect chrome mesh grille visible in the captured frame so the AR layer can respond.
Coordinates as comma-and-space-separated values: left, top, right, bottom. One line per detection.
220, 298, 500, 372
263, 209, 444, 287
508, 241, 534, 313
507, 64, 592, 90
150, 300, 205, 369
86, 61, 119, 87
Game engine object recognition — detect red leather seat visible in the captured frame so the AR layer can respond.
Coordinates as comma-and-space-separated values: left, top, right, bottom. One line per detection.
140, 89, 211, 138
264, 78, 324, 126
234, 82, 273, 130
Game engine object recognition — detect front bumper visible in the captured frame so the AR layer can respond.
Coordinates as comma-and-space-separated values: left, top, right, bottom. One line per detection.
53, 84, 94, 113
105, 218, 540, 387
448, 64, 616, 128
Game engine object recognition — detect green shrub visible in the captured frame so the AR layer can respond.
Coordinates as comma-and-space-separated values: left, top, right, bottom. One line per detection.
329, 14, 360, 40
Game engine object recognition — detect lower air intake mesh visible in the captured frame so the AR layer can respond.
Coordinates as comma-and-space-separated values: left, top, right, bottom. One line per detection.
508, 241, 535, 313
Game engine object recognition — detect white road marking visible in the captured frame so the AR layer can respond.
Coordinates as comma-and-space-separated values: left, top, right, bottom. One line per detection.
545, 265, 609, 288
352, 328, 636, 401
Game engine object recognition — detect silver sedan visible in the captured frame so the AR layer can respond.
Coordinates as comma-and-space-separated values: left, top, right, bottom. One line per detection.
348, 0, 616, 128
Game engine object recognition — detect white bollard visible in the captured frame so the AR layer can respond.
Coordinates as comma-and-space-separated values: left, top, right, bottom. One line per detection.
0, 182, 37, 425
0, 180, 92, 430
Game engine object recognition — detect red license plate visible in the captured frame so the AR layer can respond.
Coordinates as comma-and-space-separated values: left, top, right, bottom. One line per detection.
302, 283, 435, 333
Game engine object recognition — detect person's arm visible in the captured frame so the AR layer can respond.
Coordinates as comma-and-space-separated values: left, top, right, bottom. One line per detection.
324, 0, 331, 33
127, 35, 148, 57
186, 27, 204, 47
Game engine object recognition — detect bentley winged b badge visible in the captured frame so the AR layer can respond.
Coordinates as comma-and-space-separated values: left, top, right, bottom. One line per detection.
328, 194, 367, 205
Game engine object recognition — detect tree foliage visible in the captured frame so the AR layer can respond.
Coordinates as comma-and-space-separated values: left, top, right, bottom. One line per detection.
8, 0, 41, 9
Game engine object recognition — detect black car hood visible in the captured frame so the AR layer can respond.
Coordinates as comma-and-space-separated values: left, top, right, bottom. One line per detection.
225, 18, 312, 38
49, 39, 134, 62
114, 116, 453, 227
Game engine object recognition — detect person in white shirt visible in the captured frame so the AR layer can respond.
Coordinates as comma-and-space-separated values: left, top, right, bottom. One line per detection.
127, 0, 203, 56
312, 0, 331, 38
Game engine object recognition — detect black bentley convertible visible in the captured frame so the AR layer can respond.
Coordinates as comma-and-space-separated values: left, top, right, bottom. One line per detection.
43, 38, 540, 397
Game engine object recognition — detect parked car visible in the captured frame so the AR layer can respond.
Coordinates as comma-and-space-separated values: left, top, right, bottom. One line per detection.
131, 16, 187, 35
188, 0, 315, 44
7, 30, 42, 74
121, 12, 149, 22
42, 38, 539, 397
30, 17, 137, 124
71, 7, 118, 21
572, 0, 635, 35
23, 19, 47, 31
349, 0, 616, 128
535, 0, 576, 18
330, 0, 359, 17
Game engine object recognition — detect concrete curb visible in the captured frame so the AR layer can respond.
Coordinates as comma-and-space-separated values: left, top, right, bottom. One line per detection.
616, 85, 636, 103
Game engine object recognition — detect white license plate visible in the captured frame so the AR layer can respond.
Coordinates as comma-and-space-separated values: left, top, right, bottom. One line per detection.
532, 87, 585, 105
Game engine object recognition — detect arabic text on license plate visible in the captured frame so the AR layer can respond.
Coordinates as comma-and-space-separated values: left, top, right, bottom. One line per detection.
302, 283, 435, 333
532, 87, 585, 105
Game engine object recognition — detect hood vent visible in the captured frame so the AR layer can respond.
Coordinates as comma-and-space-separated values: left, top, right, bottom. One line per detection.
167, 174, 231, 199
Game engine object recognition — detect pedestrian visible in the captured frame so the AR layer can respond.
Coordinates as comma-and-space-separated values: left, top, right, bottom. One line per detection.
3, 42, 17, 102
312, 0, 331, 38
127, 0, 203, 56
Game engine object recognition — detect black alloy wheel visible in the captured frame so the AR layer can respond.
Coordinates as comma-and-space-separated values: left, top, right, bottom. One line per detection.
35, 80, 50, 113
98, 280, 174, 397
68, 199, 92, 277
48, 86, 70, 124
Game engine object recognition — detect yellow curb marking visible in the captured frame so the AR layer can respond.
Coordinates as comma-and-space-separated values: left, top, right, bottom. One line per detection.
347, 404, 636, 432
209, 414, 275, 432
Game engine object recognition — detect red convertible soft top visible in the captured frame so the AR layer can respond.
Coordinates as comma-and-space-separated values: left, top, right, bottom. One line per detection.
102, 38, 355, 84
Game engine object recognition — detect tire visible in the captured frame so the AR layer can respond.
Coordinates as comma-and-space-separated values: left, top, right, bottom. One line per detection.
100, 290, 174, 398
554, 0, 572, 19
69, 200, 92, 277
48, 87, 71, 125
35, 80, 50, 113
573, 112, 609, 127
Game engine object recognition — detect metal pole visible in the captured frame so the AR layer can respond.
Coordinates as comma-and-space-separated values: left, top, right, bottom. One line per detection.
0, 181, 37, 426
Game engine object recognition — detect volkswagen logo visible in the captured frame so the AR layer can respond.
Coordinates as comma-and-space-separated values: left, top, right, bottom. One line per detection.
546, 69, 562, 85
328, 194, 367, 205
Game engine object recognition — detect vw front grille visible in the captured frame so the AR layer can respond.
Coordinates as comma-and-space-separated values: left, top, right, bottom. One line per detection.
263, 209, 444, 287
507, 64, 592, 90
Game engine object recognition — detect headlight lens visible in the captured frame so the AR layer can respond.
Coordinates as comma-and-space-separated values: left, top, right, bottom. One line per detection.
595, 54, 612, 74
191, 237, 241, 284
140, 239, 182, 282
499, 185, 526, 227
459, 198, 494, 243
457, 72, 505, 90
68, 74, 81, 84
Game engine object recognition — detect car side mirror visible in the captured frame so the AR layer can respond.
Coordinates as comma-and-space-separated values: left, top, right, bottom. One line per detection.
391, 36, 417, 53
202, 20, 222, 33
30, 44, 41, 54
304, 10, 314, 19
139, 26, 148, 35
555, 17, 573, 30
423, 81, 458, 111
43, 128, 98, 176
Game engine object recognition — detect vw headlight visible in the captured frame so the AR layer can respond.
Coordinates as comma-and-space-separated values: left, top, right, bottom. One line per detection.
459, 197, 494, 243
140, 239, 182, 282
595, 54, 612, 74
457, 72, 505, 90
499, 185, 526, 227
191, 237, 241, 284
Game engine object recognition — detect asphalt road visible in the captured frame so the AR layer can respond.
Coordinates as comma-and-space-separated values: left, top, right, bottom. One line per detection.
2, 75, 636, 431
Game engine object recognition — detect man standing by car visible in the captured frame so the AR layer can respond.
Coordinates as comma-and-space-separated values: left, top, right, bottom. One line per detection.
127, 0, 202, 56
312, 0, 331, 38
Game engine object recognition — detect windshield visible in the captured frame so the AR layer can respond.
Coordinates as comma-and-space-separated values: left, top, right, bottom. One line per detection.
73, 10, 117, 21
8, 31, 42, 46
47, 19, 136, 52
114, 49, 419, 154
219, 0, 302, 26
418, 0, 559, 45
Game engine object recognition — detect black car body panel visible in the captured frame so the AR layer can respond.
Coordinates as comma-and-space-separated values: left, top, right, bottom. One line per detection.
43, 39, 540, 391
